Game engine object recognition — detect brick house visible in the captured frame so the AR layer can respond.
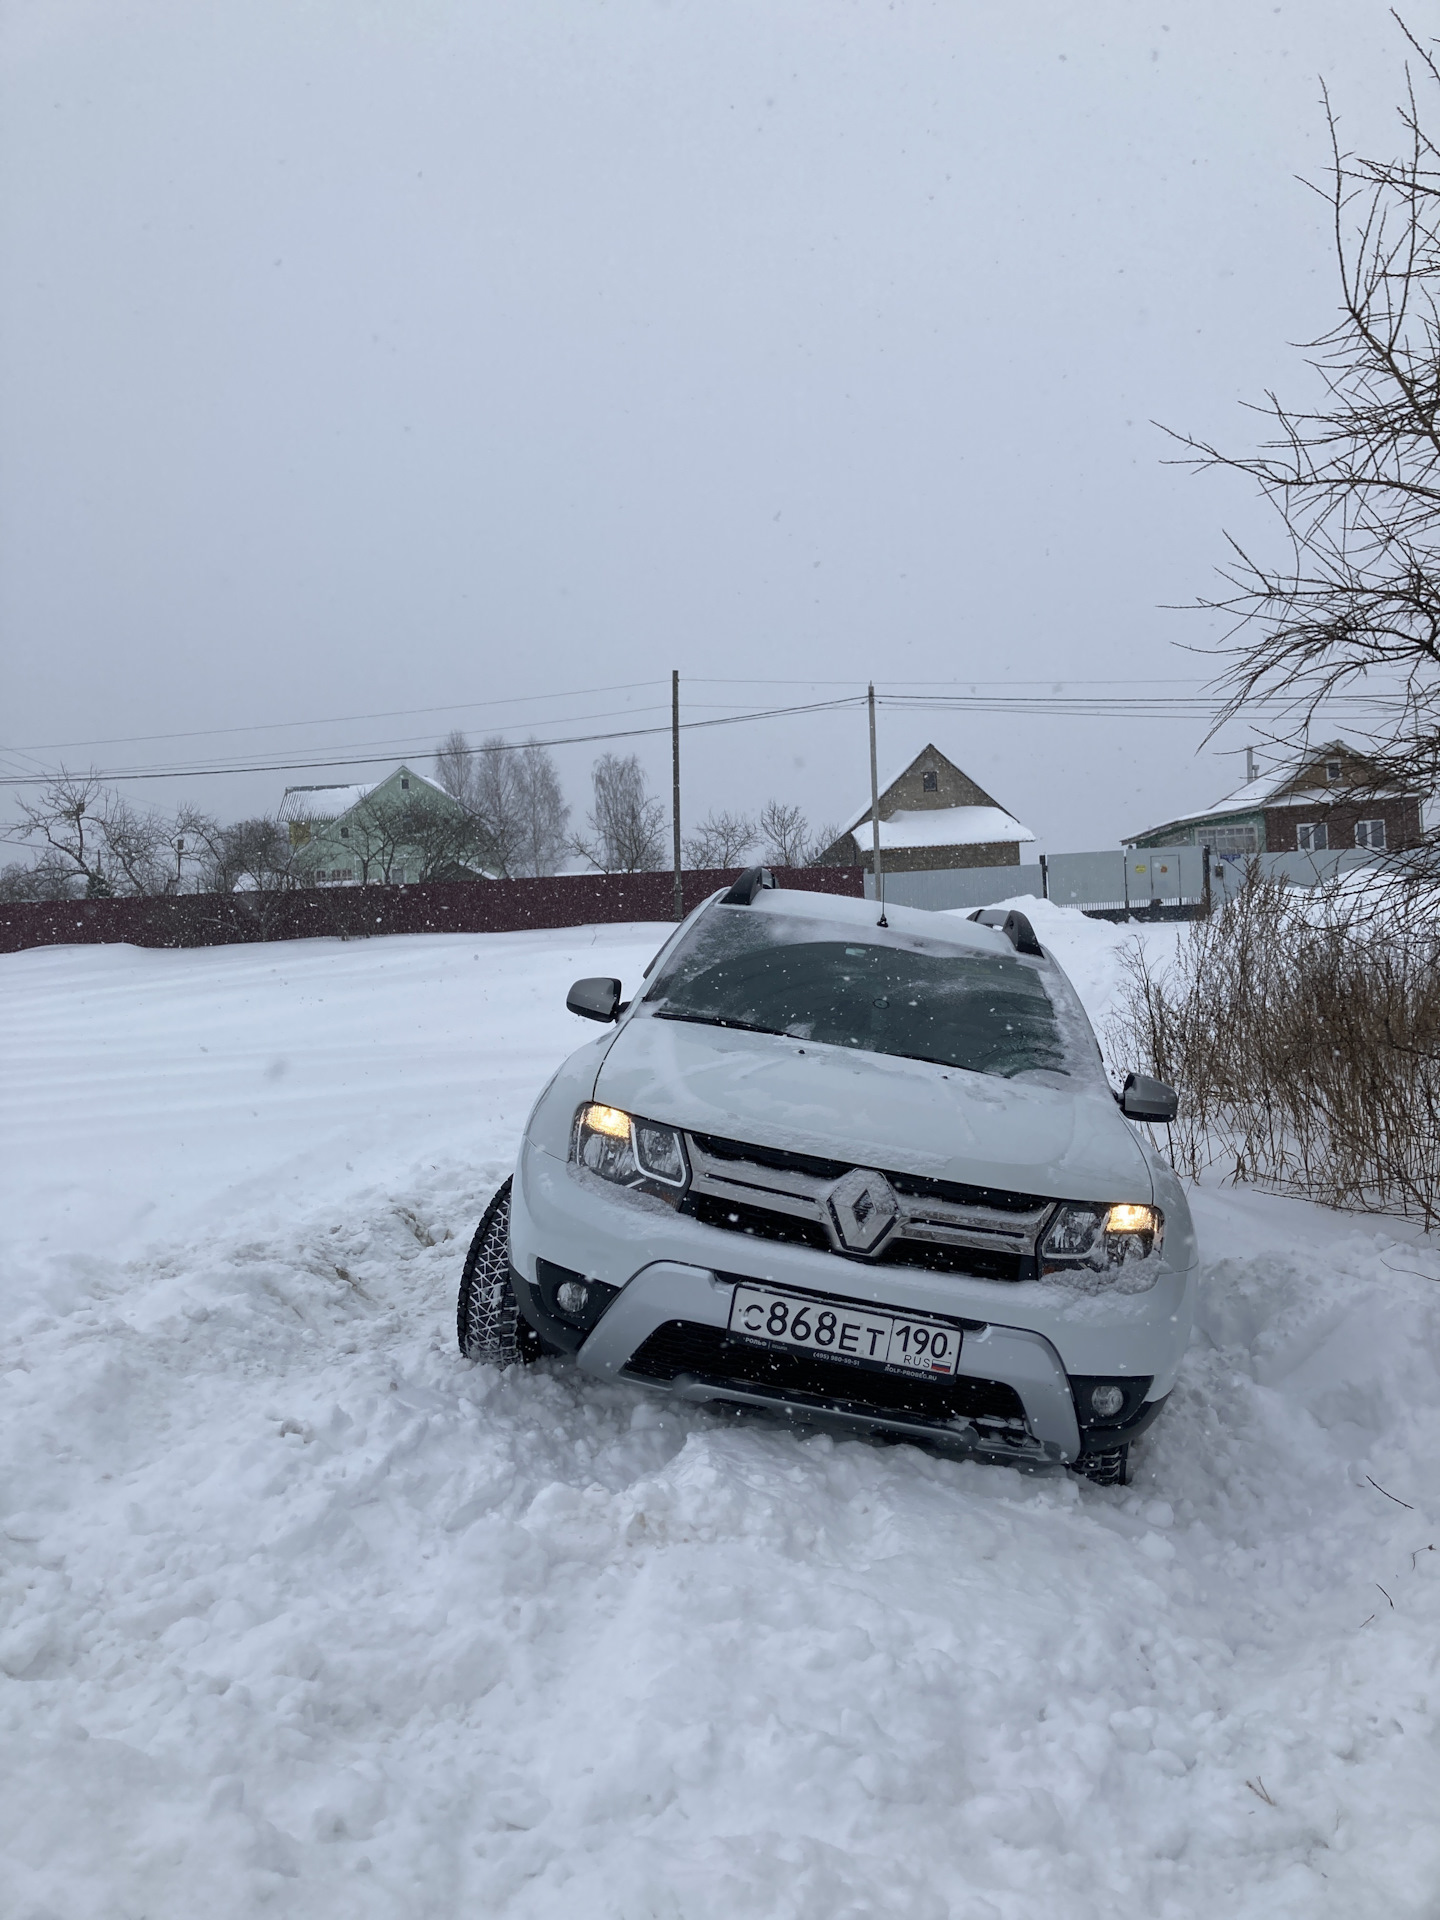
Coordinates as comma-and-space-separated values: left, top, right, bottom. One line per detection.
817, 743, 1035, 872
1124, 740, 1423, 857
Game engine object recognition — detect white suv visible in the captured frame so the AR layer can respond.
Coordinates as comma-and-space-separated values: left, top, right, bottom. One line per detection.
458, 871, 1195, 1485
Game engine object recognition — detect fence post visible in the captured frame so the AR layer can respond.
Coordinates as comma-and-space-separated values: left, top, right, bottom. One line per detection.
1039, 852, 1049, 900
1202, 844, 1212, 917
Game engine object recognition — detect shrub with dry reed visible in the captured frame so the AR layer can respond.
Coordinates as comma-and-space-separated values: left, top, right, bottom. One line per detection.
1110, 871, 1440, 1223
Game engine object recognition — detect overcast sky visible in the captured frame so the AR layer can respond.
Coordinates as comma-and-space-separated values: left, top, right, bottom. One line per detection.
0, 0, 1417, 856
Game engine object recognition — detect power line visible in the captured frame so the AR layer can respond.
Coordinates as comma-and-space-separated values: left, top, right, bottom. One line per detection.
0, 696, 869, 788
0, 687, 1402, 790
6, 679, 664, 754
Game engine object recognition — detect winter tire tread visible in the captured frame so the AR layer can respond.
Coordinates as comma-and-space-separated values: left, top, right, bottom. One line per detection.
456, 1178, 543, 1366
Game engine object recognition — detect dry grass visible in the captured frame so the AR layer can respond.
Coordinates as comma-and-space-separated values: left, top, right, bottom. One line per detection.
1111, 871, 1440, 1224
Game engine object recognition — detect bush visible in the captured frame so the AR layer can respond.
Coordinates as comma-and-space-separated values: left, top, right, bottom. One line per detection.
1112, 870, 1440, 1223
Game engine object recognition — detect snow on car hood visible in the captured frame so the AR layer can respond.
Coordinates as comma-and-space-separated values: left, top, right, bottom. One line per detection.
594, 1013, 1153, 1203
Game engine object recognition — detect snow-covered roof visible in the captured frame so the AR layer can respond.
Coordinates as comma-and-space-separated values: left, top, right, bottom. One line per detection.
853, 805, 1035, 851
1122, 739, 1415, 844
278, 765, 454, 824
1202, 741, 1372, 818
278, 782, 375, 823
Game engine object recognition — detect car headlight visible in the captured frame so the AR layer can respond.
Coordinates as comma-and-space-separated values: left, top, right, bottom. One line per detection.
572, 1103, 689, 1204
1040, 1202, 1164, 1278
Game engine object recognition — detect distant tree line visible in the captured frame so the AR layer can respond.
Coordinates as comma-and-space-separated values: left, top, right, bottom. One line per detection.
1, 735, 843, 900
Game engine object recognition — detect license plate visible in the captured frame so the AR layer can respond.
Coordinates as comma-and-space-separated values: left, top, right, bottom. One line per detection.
726, 1283, 961, 1377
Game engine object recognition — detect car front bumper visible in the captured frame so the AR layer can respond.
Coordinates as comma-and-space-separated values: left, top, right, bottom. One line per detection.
510, 1139, 1196, 1468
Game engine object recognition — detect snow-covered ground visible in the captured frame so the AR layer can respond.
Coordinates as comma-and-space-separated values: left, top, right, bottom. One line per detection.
2, 904, 1438, 1918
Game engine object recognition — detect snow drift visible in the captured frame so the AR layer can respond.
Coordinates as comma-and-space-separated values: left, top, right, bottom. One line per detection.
1, 908, 1437, 1917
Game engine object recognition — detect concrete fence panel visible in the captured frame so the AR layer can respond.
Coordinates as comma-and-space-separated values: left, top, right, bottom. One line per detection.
1123, 846, 1207, 905
863, 865, 1043, 913
1044, 851, 1128, 909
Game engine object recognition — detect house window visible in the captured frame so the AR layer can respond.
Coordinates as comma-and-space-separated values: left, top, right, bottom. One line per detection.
340, 827, 350, 840
1355, 818, 1387, 850
401, 777, 410, 790
921, 770, 938, 793
1208, 824, 1258, 856
1297, 822, 1328, 852
1325, 758, 1343, 782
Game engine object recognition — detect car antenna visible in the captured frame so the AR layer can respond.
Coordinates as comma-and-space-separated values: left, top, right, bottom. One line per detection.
868, 681, 887, 927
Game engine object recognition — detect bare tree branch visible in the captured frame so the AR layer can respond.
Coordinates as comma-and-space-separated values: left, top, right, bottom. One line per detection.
574, 753, 666, 872
1167, 17, 1440, 851
757, 799, 810, 868
683, 809, 757, 868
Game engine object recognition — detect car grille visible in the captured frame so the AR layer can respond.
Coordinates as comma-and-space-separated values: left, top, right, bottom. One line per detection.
625, 1318, 1029, 1435
679, 1130, 1053, 1281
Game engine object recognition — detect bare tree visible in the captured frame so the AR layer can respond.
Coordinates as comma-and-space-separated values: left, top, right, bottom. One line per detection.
156, 803, 223, 893
804, 821, 842, 867
433, 729, 478, 810
0, 852, 80, 902
683, 809, 757, 868
472, 738, 526, 877
757, 799, 811, 868
389, 796, 491, 881
1173, 19, 1440, 860
17, 773, 112, 894
511, 739, 570, 876
436, 731, 570, 877
334, 794, 413, 884
15, 774, 219, 896
576, 753, 667, 871
197, 817, 301, 894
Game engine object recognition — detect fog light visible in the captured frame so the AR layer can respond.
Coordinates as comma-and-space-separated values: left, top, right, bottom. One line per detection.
555, 1279, 590, 1317
1089, 1383, 1126, 1419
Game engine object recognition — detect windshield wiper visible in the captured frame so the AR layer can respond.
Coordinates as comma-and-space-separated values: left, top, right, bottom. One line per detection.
652, 1010, 788, 1038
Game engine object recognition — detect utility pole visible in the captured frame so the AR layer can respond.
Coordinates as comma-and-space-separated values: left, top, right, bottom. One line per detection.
868, 683, 886, 927
672, 669, 683, 921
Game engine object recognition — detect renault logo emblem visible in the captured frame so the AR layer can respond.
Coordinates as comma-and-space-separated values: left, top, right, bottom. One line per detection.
824, 1167, 899, 1256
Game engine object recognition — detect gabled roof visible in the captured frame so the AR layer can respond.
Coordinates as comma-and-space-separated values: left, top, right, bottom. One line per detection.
1124, 739, 1400, 844
1202, 741, 1364, 819
279, 764, 454, 824
838, 741, 1004, 836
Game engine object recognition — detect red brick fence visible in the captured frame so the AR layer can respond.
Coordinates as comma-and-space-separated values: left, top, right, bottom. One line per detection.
0, 867, 865, 955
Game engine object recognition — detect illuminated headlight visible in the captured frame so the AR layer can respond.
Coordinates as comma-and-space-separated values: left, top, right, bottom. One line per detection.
572, 1103, 689, 1204
1040, 1202, 1164, 1276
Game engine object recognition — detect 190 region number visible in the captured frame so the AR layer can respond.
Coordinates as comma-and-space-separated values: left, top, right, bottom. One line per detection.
726, 1283, 961, 1377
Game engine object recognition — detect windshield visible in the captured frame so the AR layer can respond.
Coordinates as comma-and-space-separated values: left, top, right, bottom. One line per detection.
642, 905, 1073, 1080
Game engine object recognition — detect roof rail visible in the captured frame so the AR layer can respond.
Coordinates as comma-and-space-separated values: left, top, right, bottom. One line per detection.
722, 865, 776, 906
967, 907, 1044, 957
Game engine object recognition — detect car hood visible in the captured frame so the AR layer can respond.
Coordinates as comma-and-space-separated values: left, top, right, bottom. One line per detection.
593, 1015, 1153, 1203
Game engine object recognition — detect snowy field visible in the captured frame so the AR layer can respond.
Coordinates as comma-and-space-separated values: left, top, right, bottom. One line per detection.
2, 904, 1438, 1918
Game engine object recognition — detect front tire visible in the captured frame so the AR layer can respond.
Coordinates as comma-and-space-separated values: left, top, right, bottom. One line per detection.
457, 1179, 543, 1366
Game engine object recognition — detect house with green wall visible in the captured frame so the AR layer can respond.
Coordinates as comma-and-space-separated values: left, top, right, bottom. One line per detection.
1124, 740, 1423, 858
279, 765, 485, 885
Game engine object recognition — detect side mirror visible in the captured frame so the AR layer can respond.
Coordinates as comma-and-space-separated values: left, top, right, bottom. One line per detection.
1119, 1072, 1179, 1123
566, 976, 623, 1024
